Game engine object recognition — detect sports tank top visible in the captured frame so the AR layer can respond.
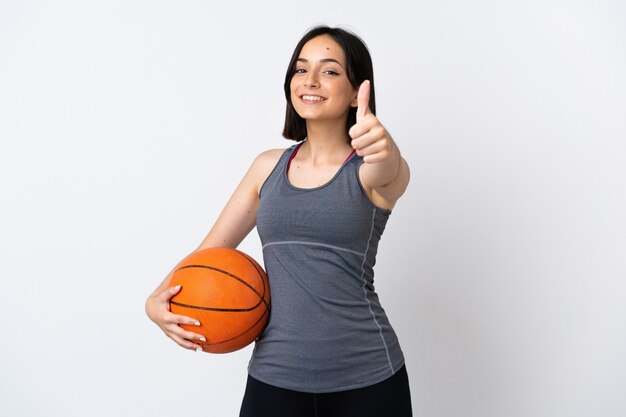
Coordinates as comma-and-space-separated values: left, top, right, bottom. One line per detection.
248, 143, 405, 393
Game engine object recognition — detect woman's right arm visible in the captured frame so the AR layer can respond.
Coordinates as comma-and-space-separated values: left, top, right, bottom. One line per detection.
144, 148, 285, 351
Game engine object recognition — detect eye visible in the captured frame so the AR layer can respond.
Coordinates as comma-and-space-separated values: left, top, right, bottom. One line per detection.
294, 67, 306, 74
324, 69, 340, 76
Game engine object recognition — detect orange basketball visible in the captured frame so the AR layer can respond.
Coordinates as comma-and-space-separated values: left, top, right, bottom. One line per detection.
168, 247, 270, 353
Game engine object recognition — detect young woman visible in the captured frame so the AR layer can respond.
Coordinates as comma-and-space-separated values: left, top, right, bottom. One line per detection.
146, 26, 412, 416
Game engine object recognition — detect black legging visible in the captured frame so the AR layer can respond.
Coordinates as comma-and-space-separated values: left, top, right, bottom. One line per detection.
239, 365, 412, 417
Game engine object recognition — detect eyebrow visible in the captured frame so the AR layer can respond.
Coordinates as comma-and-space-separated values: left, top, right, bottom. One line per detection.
297, 58, 345, 68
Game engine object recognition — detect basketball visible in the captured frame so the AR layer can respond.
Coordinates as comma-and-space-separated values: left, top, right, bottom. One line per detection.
168, 247, 270, 354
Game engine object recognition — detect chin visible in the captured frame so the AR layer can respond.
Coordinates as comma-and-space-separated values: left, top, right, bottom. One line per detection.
295, 108, 345, 122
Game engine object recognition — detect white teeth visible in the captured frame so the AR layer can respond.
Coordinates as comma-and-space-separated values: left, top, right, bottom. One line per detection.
302, 95, 325, 101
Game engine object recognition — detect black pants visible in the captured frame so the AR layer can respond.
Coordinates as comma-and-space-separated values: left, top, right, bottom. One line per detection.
239, 365, 412, 417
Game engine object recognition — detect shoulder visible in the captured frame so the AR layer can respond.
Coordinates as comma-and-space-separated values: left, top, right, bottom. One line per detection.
250, 148, 289, 178
248, 147, 289, 194
253, 148, 288, 170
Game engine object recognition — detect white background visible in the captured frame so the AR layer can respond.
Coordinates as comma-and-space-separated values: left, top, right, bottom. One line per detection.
1, 1, 625, 416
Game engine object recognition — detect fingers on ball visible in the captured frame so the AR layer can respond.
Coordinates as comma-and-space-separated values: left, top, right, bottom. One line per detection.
180, 328, 206, 342
171, 334, 203, 351
160, 285, 180, 302
170, 313, 201, 327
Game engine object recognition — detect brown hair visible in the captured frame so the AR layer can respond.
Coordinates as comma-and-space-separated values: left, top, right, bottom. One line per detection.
282, 26, 376, 142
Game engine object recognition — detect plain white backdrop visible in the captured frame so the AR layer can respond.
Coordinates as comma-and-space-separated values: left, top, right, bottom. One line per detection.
1, 1, 625, 416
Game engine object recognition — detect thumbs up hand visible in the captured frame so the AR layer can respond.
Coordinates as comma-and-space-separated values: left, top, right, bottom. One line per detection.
349, 80, 395, 164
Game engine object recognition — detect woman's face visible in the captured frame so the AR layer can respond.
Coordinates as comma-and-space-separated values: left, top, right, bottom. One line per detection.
290, 34, 357, 124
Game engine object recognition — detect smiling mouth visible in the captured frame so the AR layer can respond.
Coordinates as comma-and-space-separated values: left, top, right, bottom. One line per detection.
300, 95, 326, 103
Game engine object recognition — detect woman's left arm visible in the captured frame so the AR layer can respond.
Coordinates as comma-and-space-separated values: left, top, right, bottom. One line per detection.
349, 81, 410, 207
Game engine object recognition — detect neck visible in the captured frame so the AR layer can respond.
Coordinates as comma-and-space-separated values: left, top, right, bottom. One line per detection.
302, 118, 352, 163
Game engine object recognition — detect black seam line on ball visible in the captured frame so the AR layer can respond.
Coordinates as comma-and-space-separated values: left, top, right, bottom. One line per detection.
235, 250, 270, 311
234, 252, 271, 336
199, 307, 270, 346
170, 300, 258, 312
175, 264, 266, 309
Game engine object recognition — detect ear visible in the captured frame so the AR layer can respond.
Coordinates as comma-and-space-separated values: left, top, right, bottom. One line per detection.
350, 90, 359, 107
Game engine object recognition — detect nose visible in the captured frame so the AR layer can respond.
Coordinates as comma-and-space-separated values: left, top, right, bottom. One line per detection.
304, 71, 319, 88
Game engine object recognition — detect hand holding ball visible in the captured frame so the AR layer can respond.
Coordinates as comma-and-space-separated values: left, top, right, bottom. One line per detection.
168, 248, 270, 353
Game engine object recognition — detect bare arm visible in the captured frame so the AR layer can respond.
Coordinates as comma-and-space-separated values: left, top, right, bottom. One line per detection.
360, 151, 410, 209
349, 81, 411, 210
145, 148, 284, 350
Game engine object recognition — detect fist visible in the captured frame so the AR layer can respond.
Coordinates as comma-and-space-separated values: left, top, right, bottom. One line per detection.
349, 80, 394, 164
